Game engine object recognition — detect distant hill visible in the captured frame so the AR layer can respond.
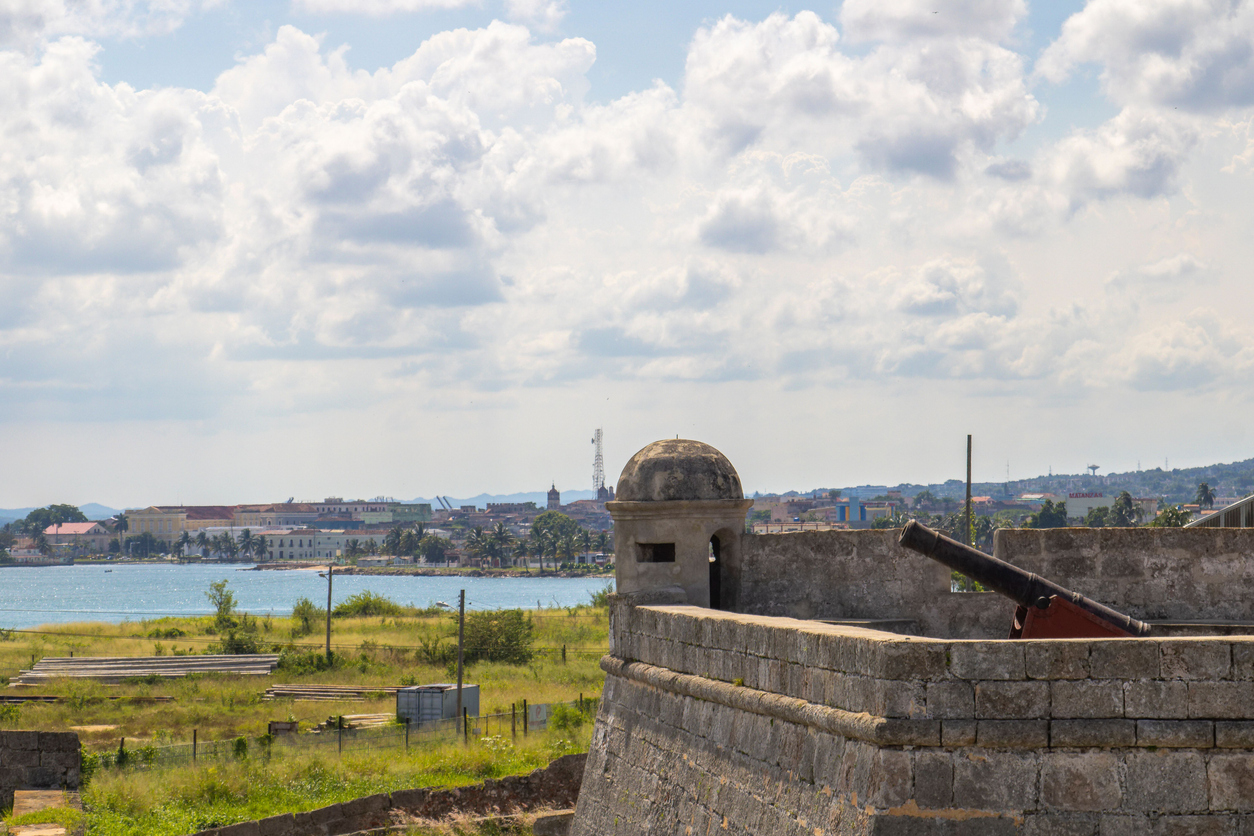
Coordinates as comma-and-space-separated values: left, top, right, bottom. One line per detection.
411, 490, 597, 510
0, 503, 121, 527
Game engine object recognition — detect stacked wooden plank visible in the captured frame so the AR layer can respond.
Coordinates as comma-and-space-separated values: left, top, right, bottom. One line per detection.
263, 684, 401, 701
321, 713, 395, 730
9, 654, 280, 685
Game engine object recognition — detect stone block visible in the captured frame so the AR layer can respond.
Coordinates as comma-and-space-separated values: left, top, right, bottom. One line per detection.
1191, 683, 1254, 720
1022, 813, 1099, 836
977, 720, 1049, 748
256, 814, 295, 836
927, 681, 974, 719
0, 731, 38, 750
1124, 751, 1208, 813
941, 720, 976, 747
949, 643, 1025, 681
952, 750, 1038, 810
1041, 752, 1121, 812
914, 751, 952, 809
35, 732, 79, 752
1152, 816, 1240, 836
1026, 643, 1091, 680
1217, 723, 1254, 749
1089, 641, 1159, 680
1050, 720, 1137, 748
870, 642, 949, 681
340, 791, 390, 821
1100, 816, 1143, 836
1125, 680, 1188, 719
215, 823, 260, 836
868, 816, 1019, 835
1136, 720, 1214, 748
1232, 644, 1254, 680
1163, 642, 1233, 681
874, 679, 927, 719
1210, 755, 1254, 812
1052, 681, 1124, 719
975, 681, 1050, 720
867, 749, 912, 808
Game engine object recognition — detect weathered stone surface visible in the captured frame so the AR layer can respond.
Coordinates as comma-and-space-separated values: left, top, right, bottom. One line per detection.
952, 751, 1038, 810
926, 681, 973, 719
942, 720, 977, 747
1050, 720, 1136, 748
1052, 681, 1123, 718
975, 681, 1049, 719
1191, 683, 1254, 720
1125, 680, 1188, 719
1210, 755, 1254, 812
977, 720, 1049, 748
1162, 642, 1232, 681
1026, 643, 1091, 680
914, 751, 952, 809
950, 644, 1025, 681
1124, 751, 1208, 813
1089, 642, 1159, 680
1136, 720, 1214, 748
1218, 723, 1254, 749
1041, 753, 1121, 812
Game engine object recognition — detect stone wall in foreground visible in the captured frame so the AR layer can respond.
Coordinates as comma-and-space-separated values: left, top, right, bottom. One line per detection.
573, 603, 1254, 835
735, 527, 1254, 639
0, 730, 80, 810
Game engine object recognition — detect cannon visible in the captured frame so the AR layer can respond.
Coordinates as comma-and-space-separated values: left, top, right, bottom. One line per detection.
898, 520, 1151, 639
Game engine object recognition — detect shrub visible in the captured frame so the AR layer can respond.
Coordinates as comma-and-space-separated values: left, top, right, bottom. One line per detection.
290, 597, 325, 637
589, 582, 614, 607
548, 702, 585, 733
463, 609, 534, 665
332, 591, 402, 618
0, 703, 20, 726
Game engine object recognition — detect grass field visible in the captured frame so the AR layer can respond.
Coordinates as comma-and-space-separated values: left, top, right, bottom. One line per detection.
0, 595, 609, 836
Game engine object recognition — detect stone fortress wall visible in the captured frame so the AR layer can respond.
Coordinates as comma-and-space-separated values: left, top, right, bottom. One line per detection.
0, 730, 80, 810
571, 438, 1254, 835
735, 527, 1254, 638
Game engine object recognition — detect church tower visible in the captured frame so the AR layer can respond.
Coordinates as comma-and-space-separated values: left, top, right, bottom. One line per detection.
547, 483, 561, 510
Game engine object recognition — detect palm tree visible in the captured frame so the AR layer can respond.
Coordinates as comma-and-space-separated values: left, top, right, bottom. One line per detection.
512, 538, 529, 569
384, 526, 404, 556
176, 531, 191, 558
195, 530, 210, 558
491, 523, 513, 564
237, 529, 255, 560
1197, 483, 1217, 509
467, 527, 489, 562
346, 539, 363, 558
594, 530, 610, 554
113, 513, 129, 556
254, 537, 270, 562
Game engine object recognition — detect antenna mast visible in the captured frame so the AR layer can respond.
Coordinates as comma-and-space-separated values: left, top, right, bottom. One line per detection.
592, 428, 605, 497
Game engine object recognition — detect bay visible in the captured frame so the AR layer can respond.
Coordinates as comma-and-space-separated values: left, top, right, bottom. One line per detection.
0, 564, 614, 630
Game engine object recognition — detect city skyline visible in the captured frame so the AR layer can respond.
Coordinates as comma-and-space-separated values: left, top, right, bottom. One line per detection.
4, 0, 1254, 507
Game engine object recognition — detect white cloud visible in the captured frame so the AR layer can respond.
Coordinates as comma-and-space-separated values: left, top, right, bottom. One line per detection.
503, 0, 567, 33
840, 0, 1026, 43
291, 0, 476, 13
682, 12, 1039, 176
1113, 310, 1254, 391
1038, 0, 1254, 111
0, 0, 208, 47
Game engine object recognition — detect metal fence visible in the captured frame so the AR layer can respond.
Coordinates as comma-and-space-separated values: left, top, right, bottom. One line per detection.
90, 697, 600, 773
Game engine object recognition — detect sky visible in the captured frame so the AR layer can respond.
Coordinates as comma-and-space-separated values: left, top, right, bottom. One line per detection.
4, 0, 1254, 508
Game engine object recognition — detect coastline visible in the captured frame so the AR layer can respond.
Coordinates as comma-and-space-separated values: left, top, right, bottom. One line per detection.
247, 562, 613, 579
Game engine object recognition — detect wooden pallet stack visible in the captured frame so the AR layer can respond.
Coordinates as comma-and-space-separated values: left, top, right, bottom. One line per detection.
9, 654, 281, 685
262, 684, 401, 701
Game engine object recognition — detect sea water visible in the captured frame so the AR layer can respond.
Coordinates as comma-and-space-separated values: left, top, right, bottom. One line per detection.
0, 563, 613, 630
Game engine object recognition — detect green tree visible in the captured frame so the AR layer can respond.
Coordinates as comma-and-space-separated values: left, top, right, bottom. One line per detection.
254, 537, 269, 561
195, 531, 210, 558
1196, 483, 1217, 509
1084, 506, 1110, 528
1149, 506, 1193, 527
418, 535, 451, 563
1023, 500, 1068, 529
237, 529, 256, 560
384, 526, 404, 556
530, 511, 582, 545
1109, 491, 1142, 526
206, 580, 237, 628
112, 512, 128, 555
175, 531, 192, 557
462, 609, 534, 664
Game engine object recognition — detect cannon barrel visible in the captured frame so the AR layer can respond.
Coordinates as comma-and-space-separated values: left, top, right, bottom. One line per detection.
899, 520, 1151, 637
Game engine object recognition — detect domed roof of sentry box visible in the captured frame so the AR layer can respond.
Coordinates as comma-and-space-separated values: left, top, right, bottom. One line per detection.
615, 439, 743, 502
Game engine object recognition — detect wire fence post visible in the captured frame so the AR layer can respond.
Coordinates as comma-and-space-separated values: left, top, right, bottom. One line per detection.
404, 720, 409, 752
522, 699, 528, 736
463, 708, 468, 745
511, 703, 516, 740
338, 716, 343, 755
192, 729, 197, 764
562, 644, 566, 663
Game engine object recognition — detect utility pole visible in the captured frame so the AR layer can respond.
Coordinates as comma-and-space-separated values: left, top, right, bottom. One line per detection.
455, 589, 465, 736
319, 563, 334, 663
964, 435, 973, 547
